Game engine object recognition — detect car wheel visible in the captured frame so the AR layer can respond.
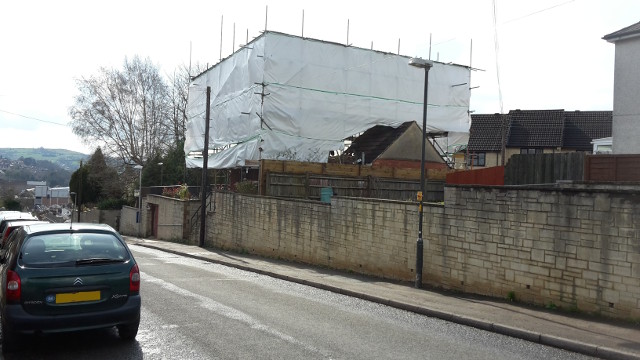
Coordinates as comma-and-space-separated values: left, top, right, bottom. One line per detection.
117, 320, 139, 340
1, 317, 19, 353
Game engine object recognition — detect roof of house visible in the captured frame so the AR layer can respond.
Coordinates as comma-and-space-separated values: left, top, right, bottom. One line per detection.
603, 21, 640, 43
345, 122, 413, 163
468, 110, 612, 152
467, 114, 505, 152
507, 109, 565, 148
563, 111, 613, 150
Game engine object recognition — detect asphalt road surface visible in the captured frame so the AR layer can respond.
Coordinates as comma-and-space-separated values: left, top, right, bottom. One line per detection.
1, 245, 597, 360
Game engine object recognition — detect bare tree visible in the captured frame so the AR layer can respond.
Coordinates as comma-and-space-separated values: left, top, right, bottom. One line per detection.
166, 63, 207, 144
69, 56, 171, 166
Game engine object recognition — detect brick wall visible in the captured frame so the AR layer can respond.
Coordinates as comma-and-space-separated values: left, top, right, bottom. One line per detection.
204, 184, 640, 319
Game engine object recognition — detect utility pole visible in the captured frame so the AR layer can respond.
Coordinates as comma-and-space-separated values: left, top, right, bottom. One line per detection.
199, 86, 211, 247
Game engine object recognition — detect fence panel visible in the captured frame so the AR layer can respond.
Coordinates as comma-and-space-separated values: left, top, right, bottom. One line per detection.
505, 153, 585, 185
585, 154, 640, 181
446, 166, 505, 186
266, 173, 444, 202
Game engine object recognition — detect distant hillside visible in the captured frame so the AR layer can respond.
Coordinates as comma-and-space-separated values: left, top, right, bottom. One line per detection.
0, 148, 88, 171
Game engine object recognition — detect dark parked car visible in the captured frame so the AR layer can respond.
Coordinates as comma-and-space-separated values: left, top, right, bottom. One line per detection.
0, 223, 141, 352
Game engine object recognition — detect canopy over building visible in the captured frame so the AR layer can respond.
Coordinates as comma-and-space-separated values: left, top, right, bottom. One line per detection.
185, 31, 471, 169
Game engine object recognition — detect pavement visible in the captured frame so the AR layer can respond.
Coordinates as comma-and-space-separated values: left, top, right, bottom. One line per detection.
125, 237, 640, 360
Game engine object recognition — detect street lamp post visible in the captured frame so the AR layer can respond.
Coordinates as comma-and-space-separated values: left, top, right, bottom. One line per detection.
409, 57, 433, 289
134, 165, 143, 238
158, 162, 164, 186
69, 191, 76, 224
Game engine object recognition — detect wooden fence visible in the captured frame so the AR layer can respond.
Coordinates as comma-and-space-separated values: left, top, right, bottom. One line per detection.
266, 173, 444, 202
585, 154, 640, 181
446, 166, 505, 186
260, 160, 447, 202
504, 153, 585, 185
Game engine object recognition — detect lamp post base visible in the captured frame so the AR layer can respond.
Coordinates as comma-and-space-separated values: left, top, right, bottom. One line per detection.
415, 237, 423, 288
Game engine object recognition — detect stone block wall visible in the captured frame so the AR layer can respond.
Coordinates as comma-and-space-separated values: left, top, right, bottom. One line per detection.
207, 192, 422, 280
144, 195, 197, 241
434, 185, 640, 319
204, 184, 640, 319
119, 206, 139, 236
79, 209, 120, 229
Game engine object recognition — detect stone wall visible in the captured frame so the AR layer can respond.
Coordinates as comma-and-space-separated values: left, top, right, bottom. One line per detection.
78, 209, 120, 229
144, 195, 200, 242
435, 185, 640, 319
204, 184, 640, 319
119, 206, 139, 236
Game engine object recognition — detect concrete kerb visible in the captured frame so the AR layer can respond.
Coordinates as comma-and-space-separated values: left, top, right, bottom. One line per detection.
131, 241, 640, 360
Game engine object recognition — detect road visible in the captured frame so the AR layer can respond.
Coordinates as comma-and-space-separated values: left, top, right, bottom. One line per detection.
2, 245, 596, 360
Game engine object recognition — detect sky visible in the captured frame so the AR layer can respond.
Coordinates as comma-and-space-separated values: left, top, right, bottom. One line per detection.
0, 0, 638, 155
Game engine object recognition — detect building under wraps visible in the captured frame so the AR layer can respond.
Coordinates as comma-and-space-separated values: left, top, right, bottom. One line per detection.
185, 31, 471, 169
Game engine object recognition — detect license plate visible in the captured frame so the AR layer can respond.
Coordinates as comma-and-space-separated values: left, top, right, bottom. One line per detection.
56, 291, 101, 304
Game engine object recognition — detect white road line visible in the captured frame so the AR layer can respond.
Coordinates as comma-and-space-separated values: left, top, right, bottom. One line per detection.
141, 271, 331, 357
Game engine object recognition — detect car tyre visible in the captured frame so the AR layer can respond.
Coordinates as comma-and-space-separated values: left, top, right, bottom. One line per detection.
1, 317, 19, 353
117, 320, 139, 340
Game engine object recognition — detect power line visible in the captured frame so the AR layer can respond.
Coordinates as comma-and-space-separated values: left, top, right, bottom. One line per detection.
0, 109, 69, 127
502, 0, 575, 25
432, 0, 575, 48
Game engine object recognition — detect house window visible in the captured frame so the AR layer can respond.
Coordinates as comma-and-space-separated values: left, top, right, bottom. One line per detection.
520, 148, 543, 155
467, 152, 486, 167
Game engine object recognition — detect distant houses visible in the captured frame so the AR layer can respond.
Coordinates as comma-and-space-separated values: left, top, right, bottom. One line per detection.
466, 110, 612, 168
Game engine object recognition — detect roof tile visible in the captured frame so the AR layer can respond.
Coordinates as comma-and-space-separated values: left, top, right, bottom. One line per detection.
469, 110, 612, 152
563, 111, 612, 150
507, 109, 565, 148
346, 122, 413, 163
468, 114, 506, 152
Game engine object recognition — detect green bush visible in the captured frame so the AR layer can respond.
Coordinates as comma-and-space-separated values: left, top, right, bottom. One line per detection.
1, 198, 21, 211
177, 184, 190, 200
97, 198, 130, 210
236, 181, 258, 194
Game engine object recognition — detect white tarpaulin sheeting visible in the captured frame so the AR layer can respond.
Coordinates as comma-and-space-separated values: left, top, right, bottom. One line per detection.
185, 31, 471, 169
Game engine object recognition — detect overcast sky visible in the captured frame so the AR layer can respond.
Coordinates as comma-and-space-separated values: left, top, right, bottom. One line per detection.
0, 0, 637, 154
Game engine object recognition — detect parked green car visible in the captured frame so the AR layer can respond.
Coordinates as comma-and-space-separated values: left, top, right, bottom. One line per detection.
0, 223, 141, 353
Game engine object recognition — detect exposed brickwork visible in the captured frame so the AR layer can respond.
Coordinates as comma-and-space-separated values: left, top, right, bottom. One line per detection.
201, 185, 640, 320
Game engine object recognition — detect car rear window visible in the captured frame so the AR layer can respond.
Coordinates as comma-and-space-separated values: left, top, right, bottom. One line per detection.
21, 232, 129, 267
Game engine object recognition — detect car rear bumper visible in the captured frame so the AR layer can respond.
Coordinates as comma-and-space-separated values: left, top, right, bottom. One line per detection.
4, 294, 141, 334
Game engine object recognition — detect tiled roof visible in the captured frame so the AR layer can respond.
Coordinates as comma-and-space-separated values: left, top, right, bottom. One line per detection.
467, 114, 506, 152
469, 110, 612, 152
603, 21, 640, 42
563, 111, 612, 151
346, 122, 413, 164
506, 109, 565, 148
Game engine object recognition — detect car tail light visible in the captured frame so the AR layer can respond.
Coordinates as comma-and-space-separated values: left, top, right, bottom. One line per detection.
6, 270, 21, 303
129, 264, 140, 293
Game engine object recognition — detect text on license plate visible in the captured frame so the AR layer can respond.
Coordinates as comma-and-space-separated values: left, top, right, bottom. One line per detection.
56, 291, 101, 304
